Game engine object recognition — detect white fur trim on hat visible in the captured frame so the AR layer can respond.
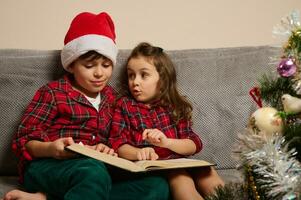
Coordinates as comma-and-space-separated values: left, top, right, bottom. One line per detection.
61, 34, 118, 71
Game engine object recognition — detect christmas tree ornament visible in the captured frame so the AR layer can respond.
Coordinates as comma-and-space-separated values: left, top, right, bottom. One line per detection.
277, 58, 297, 77
293, 79, 301, 95
249, 107, 283, 137
243, 136, 301, 199
249, 87, 262, 108
281, 94, 301, 113
272, 10, 300, 44
234, 131, 301, 199
286, 27, 301, 59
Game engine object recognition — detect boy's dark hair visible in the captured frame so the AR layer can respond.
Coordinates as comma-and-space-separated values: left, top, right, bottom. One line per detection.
78, 51, 111, 62
67, 50, 112, 71
120, 42, 193, 122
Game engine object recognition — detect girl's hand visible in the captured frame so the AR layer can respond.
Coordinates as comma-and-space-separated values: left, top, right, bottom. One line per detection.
136, 147, 159, 160
88, 143, 117, 157
48, 137, 76, 159
142, 129, 170, 148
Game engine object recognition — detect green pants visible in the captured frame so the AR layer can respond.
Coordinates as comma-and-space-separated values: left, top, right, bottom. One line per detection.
23, 157, 170, 200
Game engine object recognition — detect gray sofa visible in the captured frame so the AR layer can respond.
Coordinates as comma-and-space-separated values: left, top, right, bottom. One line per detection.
0, 46, 279, 196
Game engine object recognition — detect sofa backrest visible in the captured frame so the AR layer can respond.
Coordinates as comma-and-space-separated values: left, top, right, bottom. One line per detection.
0, 47, 279, 175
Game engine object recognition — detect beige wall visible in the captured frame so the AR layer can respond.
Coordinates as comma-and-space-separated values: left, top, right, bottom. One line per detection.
0, 0, 300, 50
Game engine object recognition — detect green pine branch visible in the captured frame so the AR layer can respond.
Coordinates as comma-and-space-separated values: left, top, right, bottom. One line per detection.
285, 28, 301, 63
204, 183, 249, 200
275, 113, 301, 162
258, 74, 297, 110
283, 122, 301, 161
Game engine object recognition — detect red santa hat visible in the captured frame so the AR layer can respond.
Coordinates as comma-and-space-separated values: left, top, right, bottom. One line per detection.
61, 12, 118, 71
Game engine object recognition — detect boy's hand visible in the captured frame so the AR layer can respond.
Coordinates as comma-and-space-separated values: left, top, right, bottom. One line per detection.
136, 147, 158, 161
142, 129, 170, 148
88, 143, 117, 157
48, 137, 76, 159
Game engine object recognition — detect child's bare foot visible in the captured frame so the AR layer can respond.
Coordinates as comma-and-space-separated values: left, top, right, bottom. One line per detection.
3, 189, 46, 200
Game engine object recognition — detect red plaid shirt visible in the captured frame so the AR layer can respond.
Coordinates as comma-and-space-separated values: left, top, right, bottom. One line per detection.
12, 75, 116, 181
109, 97, 202, 159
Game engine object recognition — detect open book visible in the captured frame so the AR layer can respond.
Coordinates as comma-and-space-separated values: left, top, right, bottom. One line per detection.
66, 143, 214, 172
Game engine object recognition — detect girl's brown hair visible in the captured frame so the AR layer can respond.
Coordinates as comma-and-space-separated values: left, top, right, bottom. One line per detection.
120, 42, 193, 122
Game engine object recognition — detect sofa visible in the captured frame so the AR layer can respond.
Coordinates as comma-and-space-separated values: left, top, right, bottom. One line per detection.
0, 46, 280, 196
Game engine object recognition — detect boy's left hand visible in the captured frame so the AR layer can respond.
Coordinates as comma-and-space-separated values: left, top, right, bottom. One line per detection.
142, 129, 170, 148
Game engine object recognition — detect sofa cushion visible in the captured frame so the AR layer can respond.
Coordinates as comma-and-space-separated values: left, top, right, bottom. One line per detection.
0, 50, 64, 175
0, 176, 21, 197
0, 47, 280, 176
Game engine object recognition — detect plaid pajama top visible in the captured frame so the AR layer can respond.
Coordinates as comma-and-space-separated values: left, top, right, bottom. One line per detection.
12, 75, 116, 180
109, 96, 202, 159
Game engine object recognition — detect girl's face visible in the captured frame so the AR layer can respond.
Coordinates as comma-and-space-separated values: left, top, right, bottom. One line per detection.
127, 56, 160, 103
69, 57, 113, 98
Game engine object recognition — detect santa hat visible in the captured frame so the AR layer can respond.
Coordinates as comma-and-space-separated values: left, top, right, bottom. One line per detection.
61, 12, 118, 71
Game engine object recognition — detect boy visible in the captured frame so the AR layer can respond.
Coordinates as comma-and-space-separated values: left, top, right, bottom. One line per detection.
3, 12, 169, 200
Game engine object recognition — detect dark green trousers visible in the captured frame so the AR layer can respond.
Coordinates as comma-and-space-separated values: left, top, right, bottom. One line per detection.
23, 157, 170, 200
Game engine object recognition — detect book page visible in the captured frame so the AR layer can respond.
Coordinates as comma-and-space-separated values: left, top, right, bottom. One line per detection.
66, 143, 144, 172
135, 158, 214, 170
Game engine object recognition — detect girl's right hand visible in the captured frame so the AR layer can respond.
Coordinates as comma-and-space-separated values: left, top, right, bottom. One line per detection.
142, 128, 170, 148
136, 147, 159, 160
48, 137, 76, 159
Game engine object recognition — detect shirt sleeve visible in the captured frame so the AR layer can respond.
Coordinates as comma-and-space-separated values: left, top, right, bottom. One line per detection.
109, 99, 130, 150
12, 85, 58, 161
177, 119, 203, 154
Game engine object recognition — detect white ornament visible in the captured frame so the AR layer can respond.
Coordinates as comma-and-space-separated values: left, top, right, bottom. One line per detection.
249, 107, 283, 137
281, 94, 301, 113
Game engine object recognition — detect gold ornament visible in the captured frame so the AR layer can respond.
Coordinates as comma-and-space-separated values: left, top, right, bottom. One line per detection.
293, 29, 301, 37
246, 166, 261, 200
248, 107, 283, 137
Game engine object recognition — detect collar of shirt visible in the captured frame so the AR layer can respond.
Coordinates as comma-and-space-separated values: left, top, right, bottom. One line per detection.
48, 74, 115, 108
129, 97, 167, 110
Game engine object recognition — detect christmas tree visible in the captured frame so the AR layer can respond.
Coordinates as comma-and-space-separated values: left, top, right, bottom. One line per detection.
206, 10, 301, 200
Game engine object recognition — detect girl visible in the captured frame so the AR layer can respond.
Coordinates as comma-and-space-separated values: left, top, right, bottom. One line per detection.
110, 42, 225, 200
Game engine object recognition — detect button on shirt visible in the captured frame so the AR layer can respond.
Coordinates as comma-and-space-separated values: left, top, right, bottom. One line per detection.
12, 75, 116, 181
109, 97, 202, 159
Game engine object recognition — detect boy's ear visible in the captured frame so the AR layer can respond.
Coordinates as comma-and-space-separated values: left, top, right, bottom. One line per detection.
67, 63, 74, 73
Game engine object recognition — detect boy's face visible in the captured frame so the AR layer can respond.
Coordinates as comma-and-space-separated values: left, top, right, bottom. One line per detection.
69, 57, 113, 98
127, 56, 160, 103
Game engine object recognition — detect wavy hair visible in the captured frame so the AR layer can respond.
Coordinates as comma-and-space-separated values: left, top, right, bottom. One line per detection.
120, 42, 192, 122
